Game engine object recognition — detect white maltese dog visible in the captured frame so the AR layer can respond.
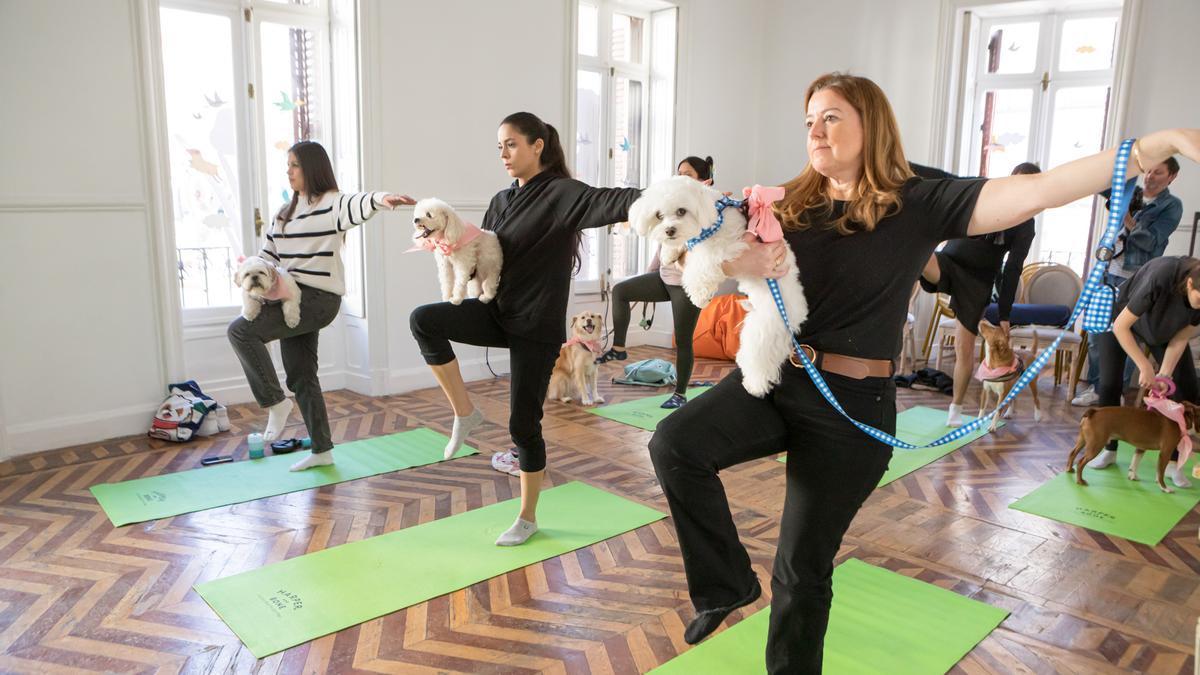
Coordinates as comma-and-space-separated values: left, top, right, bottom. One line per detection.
235, 255, 303, 328
410, 198, 503, 305
628, 176, 807, 397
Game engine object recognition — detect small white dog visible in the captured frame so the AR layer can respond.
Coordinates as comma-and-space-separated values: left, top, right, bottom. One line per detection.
548, 311, 605, 406
235, 255, 303, 328
411, 198, 503, 305
628, 176, 808, 397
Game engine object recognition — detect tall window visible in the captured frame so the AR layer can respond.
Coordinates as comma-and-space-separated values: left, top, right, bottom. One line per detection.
158, 0, 362, 315
574, 1, 676, 293
961, 8, 1120, 273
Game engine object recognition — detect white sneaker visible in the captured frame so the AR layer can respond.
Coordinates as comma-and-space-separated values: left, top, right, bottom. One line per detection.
1071, 387, 1099, 407
1088, 449, 1118, 469
946, 403, 964, 427
491, 449, 521, 476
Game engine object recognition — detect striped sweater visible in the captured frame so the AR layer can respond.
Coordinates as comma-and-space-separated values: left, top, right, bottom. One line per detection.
262, 191, 388, 296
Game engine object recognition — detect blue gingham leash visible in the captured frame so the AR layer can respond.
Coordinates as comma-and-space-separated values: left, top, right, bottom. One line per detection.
686, 196, 745, 251
766, 138, 1136, 450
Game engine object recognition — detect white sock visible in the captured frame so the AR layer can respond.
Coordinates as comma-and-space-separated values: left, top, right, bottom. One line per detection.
264, 398, 294, 442
445, 408, 484, 460
1168, 462, 1192, 488
947, 403, 964, 426
495, 517, 537, 546
1089, 449, 1118, 469
290, 451, 334, 472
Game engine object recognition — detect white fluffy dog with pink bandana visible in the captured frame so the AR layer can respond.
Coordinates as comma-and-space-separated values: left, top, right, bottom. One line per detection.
628, 177, 808, 397
410, 198, 503, 305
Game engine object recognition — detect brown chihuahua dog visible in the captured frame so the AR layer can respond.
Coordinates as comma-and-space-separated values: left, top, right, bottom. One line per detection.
977, 320, 1042, 431
1066, 402, 1198, 493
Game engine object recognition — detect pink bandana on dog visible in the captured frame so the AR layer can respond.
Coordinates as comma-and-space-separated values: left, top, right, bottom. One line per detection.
743, 185, 785, 243
564, 337, 601, 354
406, 222, 484, 255
259, 271, 295, 302
974, 357, 1021, 382
1144, 387, 1193, 465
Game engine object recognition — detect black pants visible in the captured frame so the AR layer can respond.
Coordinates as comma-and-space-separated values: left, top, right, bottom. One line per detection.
649, 364, 894, 674
611, 272, 702, 395
227, 285, 342, 452
1096, 331, 1198, 457
410, 300, 560, 472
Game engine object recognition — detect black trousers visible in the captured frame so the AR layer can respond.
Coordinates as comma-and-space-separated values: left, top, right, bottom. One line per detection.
1096, 331, 1198, 457
227, 285, 342, 452
611, 272, 702, 395
649, 364, 894, 674
410, 300, 560, 472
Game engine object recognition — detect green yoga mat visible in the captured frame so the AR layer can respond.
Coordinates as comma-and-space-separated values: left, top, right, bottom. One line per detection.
1010, 442, 1199, 546
587, 386, 712, 431
91, 428, 478, 527
651, 559, 1008, 675
780, 406, 1001, 487
195, 481, 665, 657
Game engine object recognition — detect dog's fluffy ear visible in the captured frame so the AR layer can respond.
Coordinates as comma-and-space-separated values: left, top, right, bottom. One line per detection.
441, 205, 464, 243
627, 193, 654, 237
692, 182, 719, 234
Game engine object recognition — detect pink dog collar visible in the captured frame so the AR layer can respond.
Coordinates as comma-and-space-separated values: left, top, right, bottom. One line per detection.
406, 222, 484, 255
1145, 387, 1193, 465
564, 337, 601, 354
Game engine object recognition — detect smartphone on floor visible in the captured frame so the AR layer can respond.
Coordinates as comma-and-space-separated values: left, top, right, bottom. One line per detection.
200, 455, 233, 466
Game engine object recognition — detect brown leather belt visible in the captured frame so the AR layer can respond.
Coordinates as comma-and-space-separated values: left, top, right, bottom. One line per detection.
789, 344, 895, 379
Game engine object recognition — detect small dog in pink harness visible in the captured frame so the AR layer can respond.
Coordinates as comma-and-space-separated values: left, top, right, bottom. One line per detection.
236, 255, 303, 328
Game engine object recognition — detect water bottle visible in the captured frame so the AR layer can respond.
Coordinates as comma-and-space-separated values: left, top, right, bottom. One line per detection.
301, 438, 312, 448
247, 432, 265, 459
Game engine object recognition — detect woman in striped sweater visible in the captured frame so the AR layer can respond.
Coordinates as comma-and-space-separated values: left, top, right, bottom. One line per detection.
227, 141, 413, 471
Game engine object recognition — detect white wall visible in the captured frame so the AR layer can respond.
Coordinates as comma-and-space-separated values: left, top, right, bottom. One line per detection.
1124, 0, 1199, 257
0, 0, 173, 456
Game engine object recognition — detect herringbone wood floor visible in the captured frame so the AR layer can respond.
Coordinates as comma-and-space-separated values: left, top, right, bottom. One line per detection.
1, 346, 1197, 673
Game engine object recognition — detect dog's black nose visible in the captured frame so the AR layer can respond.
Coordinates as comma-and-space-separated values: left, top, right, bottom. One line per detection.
664, 227, 677, 237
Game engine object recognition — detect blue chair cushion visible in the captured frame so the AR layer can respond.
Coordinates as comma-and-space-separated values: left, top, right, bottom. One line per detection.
983, 303, 1071, 328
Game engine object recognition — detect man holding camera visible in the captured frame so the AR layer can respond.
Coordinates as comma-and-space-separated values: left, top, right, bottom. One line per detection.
1073, 157, 1184, 406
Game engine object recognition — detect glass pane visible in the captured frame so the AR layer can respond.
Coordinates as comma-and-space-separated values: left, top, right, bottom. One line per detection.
611, 12, 644, 63
1039, 197, 1092, 276
260, 22, 327, 220
580, 229, 599, 281
1046, 86, 1110, 168
577, 2, 598, 57
262, 0, 314, 5
985, 22, 1039, 74
648, 8, 677, 186
575, 69, 602, 186
613, 76, 643, 188
978, 88, 1033, 178
159, 8, 243, 308
1059, 16, 1117, 72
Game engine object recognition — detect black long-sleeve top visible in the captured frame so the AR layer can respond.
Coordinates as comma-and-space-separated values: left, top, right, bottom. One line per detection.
482, 171, 641, 343
981, 219, 1035, 322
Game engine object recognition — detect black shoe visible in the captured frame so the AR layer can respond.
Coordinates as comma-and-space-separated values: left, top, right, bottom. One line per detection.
660, 393, 687, 409
595, 348, 627, 364
683, 578, 762, 645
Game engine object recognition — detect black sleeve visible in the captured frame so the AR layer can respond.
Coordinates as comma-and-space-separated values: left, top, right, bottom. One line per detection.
905, 177, 989, 242
563, 183, 643, 231
995, 219, 1035, 321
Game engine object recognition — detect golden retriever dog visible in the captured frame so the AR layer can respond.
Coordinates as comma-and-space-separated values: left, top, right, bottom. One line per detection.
548, 311, 604, 406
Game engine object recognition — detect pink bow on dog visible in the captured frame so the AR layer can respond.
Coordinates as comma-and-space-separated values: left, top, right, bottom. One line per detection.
1144, 386, 1193, 466
974, 360, 1019, 382
742, 185, 786, 243
406, 222, 484, 255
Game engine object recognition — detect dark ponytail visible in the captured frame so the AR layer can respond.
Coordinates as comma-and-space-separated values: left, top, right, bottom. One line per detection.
500, 111, 582, 271
500, 112, 571, 179
678, 155, 714, 182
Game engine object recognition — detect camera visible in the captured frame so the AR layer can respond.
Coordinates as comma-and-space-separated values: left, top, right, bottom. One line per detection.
1105, 185, 1144, 215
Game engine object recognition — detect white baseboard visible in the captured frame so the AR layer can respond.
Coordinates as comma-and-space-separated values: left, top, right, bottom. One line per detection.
5, 401, 161, 460
387, 353, 512, 394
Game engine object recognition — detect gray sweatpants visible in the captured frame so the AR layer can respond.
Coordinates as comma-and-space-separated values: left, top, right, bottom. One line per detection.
227, 285, 342, 452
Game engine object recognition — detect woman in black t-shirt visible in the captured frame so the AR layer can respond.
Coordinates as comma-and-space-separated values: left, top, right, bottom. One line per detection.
920, 162, 1040, 426
1086, 255, 1200, 487
648, 72, 1200, 673
410, 112, 640, 547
